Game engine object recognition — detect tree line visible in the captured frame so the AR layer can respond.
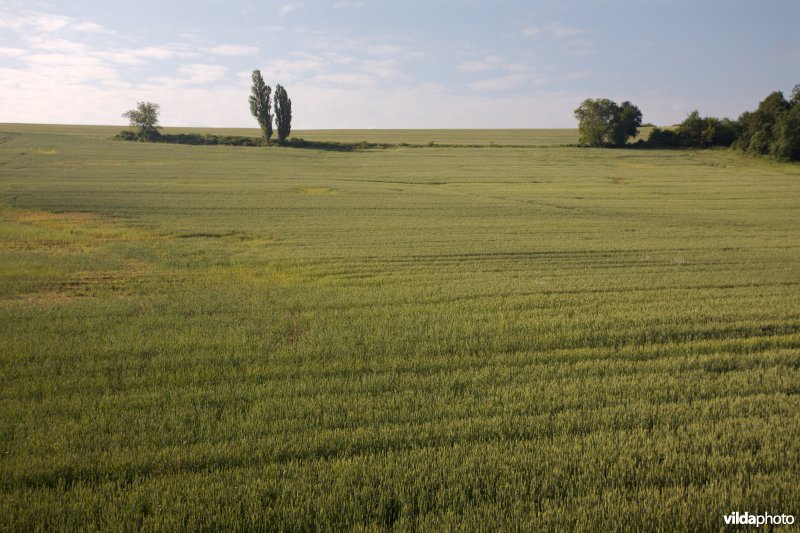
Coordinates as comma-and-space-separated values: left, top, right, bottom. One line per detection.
120, 69, 292, 146
575, 84, 800, 161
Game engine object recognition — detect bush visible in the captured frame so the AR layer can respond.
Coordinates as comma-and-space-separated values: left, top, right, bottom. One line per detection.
116, 132, 264, 147
645, 127, 687, 148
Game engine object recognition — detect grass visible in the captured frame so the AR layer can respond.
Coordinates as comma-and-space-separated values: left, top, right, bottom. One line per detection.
1, 123, 581, 146
0, 124, 799, 530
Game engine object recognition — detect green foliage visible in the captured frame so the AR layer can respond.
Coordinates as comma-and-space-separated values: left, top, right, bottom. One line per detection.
121, 101, 161, 140
672, 111, 739, 148
274, 84, 292, 143
574, 98, 642, 147
2, 126, 800, 529
574, 98, 618, 146
643, 127, 686, 148
791, 84, 800, 107
115, 130, 139, 142
116, 131, 262, 147
676, 110, 707, 146
773, 104, 800, 161
611, 101, 643, 147
248, 70, 273, 146
734, 89, 798, 160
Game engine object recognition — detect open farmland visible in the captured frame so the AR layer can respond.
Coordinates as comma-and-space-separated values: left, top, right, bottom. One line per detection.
1, 125, 799, 530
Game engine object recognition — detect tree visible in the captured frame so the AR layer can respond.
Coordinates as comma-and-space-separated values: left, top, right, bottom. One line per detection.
574, 98, 642, 147
274, 84, 292, 143
790, 84, 800, 107
122, 101, 161, 140
774, 101, 800, 161
746, 91, 790, 155
249, 70, 273, 146
611, 101, 643, 147
574, 98, 617, 146
645, 127, 685, 148
676, 110, 707, 146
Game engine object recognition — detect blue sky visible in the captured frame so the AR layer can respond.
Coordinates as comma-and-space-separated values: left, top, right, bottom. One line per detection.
0, 0, 797, 128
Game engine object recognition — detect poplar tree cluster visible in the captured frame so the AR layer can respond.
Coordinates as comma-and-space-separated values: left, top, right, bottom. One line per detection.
249, 70, 293, 146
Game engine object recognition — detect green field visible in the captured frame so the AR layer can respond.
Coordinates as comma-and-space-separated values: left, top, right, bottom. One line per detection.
1, 124, 799, 530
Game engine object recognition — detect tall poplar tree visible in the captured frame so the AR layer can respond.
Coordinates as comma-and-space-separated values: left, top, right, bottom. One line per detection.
249, 70, 273, 146
274, 84, 292, 143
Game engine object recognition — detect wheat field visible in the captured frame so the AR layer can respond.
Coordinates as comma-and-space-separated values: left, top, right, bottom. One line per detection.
1, 124, 798, 530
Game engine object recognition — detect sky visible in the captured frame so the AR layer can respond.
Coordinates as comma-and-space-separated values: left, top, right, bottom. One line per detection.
0, 0, 797, 129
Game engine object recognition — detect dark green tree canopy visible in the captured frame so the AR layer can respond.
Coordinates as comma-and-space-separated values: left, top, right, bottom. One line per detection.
574, 98, 642, 147
249, 70, 273, 146
274, 84, 292, 143
612, 101, 643, 147
122, 101, 161, 140
733, 88, 799, 160
674, 111, 738, 148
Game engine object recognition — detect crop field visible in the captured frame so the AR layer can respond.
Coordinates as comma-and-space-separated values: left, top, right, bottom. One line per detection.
1, 124, 799, 530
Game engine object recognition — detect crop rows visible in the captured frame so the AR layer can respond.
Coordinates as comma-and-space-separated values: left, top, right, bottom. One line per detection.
1, 126, 799, 529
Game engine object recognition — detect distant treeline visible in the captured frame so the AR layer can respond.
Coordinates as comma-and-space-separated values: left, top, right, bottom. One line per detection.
114, 131, 540, 151
576, 85, 799, 161
646, 87, 799, 161
117, 130, 262, 146
115, 130, 397, 151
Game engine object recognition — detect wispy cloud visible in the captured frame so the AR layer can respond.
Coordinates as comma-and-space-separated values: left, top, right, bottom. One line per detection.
523, 23, 588, 39
547, 23, 587, 38
111, 44, 200, 63
280, 3, 298, 16
0, 47, 26, 58
333, 1, 364, 8
0, 11, 70, 32
362, 59, 404, 81
468, 72, 546, 92
177, 64, 229, 84
458, 56, 503, 72
261, 52, 328, 83
565, 39, 597, 56
207, 44, 259, 56
366, 44, 406, 56
313, 72, 378, 87
0, 9, 114, 35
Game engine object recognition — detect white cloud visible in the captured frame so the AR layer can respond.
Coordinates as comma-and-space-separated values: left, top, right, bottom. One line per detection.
502, 63, 532, 73
324, 52, 357, 65
27, 37, 88, 54
207, 44, 259, 56
0, 10, 113, 35
366, 44, 405, 56
313, 72, 378, 87
69, 21, 114, 34
116, 44, 201, 62
522, 23, 588, 39
177, 64, 228, 84
458, 56, 503, 72
548, 23, 587, 38
280, 3, 298, 16
26, 53, 120, 84
469, 74, 531, 91
362, 59, 403, 80
261, 53, 328, 83
0, 47, 27, 58
29, 13, 71, 32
